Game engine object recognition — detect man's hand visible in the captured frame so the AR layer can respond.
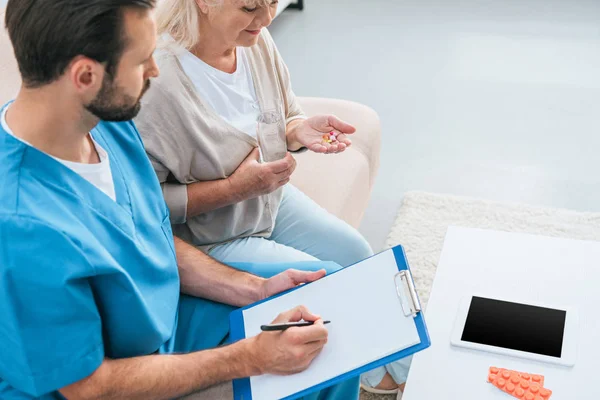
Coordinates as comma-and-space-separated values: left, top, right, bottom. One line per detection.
287, 115, 356, 154
58, 307, 329, 400
228, 148, 296, 201
259, 268, 327, 300
247, 306, 328, 375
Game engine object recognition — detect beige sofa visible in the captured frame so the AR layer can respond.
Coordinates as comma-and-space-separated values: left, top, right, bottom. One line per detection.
0, 7, 380, 398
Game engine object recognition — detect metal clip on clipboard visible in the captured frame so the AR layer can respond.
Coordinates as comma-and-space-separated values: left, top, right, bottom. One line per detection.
394, 270, 422, 318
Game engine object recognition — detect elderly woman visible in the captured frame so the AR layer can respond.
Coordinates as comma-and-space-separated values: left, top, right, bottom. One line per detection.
135, 0, 407, 397
136, 1, 371, 276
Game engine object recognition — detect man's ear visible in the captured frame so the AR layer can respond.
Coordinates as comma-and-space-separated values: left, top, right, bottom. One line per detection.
68, 56, 104, 94
195, 0, 210, 15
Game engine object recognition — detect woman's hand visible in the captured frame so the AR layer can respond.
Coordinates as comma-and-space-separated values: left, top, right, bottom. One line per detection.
228, 148, 296, 201
287, 115, 356, 154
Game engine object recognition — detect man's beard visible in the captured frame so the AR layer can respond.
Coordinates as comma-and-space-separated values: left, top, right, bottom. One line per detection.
85, 76, 150, 122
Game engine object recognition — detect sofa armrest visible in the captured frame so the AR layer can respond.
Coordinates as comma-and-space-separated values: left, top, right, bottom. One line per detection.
289, 97, 381, 228
0, 7, 22, 106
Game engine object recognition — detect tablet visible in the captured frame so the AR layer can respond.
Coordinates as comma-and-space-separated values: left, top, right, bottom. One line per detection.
450, 295, 578, 366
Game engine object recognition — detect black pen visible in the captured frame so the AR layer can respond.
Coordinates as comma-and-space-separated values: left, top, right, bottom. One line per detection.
261, 320, 331, 332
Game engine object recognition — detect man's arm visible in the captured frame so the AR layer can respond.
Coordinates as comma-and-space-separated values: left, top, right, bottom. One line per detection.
174, 237, 327, 307
175, 236, 264, 307
60, 307, 329, 400
60, 340, 256, 400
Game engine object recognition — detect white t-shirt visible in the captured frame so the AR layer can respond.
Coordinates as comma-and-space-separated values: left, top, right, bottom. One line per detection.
1, 106, 117, 201
178, 46, 260, 139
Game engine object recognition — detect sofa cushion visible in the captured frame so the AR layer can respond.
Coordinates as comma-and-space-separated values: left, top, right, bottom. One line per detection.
0, 8, 21, 105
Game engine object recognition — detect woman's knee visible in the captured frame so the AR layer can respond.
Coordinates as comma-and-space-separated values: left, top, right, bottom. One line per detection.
334, 228, 373, 266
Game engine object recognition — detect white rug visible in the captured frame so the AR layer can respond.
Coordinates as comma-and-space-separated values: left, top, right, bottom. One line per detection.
386, 191, 600, 310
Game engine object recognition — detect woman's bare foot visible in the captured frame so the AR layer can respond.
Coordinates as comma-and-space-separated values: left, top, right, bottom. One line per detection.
374, 372, 405, 391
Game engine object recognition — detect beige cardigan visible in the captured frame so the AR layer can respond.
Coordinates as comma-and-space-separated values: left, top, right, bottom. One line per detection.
134, 29, 305, 251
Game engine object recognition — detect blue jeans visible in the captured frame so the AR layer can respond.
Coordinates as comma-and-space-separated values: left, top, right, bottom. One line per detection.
163, 293, 360, 400
209, 185, 373, 267
360, 356, 413, 388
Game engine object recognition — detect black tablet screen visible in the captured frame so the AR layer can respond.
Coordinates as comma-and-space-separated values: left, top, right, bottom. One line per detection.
461, 296, 566, 358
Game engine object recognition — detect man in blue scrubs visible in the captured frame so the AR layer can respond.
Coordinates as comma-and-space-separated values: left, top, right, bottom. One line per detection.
0, 1, 359, 399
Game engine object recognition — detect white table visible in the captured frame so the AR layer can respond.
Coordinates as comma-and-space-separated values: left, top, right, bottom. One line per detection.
403, 227, 600, 400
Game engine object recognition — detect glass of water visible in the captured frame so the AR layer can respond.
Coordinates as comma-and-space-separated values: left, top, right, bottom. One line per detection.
256, 110, 287, 163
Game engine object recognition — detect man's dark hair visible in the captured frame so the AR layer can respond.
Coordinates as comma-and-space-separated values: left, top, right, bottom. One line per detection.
5, 0, 156, 88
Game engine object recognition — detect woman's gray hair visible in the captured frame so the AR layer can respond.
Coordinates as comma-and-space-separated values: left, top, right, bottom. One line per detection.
156, 0, 274, 50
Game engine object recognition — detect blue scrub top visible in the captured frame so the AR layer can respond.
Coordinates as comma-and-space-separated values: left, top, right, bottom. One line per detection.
0, 103, 181, 398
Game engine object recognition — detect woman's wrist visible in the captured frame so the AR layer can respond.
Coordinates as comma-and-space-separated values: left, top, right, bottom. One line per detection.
224, 175, 246, 204
285, 119, 304, 151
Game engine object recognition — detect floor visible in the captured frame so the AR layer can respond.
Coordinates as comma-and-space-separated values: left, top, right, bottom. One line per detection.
360, 388, 396, 400
269, 0, 600, 252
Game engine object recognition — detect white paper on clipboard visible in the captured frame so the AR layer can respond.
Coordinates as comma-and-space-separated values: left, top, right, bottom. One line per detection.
242, 250, 421, 400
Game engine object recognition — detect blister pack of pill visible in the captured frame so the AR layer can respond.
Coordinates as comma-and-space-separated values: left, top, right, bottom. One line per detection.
488, 367, 552, 400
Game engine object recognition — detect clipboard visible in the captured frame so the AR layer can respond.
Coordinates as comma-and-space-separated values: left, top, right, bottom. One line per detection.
229, 245, 431, 400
